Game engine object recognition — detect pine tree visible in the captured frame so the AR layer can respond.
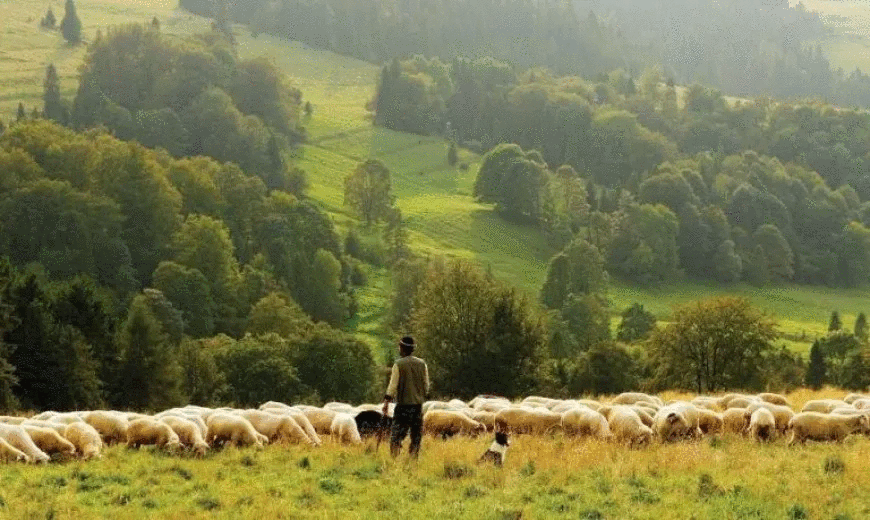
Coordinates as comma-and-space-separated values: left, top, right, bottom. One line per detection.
856, 312, 868, 342
829, 310, 842, 332
447, 140, 458, 167
43, 64, 64, 123
151, 16, 160, 31
16, 103, 26, 122
805, 340, 826, 390
41, 8, 57, 29
60, 0, 82, 44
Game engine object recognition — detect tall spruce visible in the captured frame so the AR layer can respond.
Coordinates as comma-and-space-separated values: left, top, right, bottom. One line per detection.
60, 0, 82, 44
16, 103, 26, 122
805, 340, 826, 390
41, 8, 57, 29
856, 312, 868, 342
829, 310, 842, 332
42, 64, 64, 123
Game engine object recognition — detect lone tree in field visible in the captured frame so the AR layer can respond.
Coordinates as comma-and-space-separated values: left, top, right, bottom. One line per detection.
60, 0, 82, 44
855, 312, 868, 341
447, 140, 458, 167
42, 64, 64, 123
16, 103, 26, 122
805, 340, 826, 390
41, 8, 57, 29
829, 310, 842, 332
648, 297, 778, 393
344, 158, 394, 225
616, 302, 657, 342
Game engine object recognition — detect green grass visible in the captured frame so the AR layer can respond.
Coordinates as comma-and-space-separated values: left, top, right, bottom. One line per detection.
7, 430, 870, 519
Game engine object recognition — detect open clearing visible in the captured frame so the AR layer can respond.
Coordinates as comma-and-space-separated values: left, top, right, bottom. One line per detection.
2, 0, 868, 359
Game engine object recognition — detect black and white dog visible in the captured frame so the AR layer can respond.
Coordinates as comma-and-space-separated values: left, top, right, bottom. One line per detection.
478, 431, 510, 467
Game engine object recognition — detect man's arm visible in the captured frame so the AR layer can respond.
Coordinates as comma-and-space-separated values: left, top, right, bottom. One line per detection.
423, 363, 430, 400
383, 364, 399, 414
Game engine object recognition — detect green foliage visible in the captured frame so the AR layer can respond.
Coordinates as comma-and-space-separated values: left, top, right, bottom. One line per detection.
648, 297, 778, 392
411, 259, 545, 399
178, 339, 225, 406
152, 261, 215, 338
389, 257, 429, 329
540, 239, 608, 310
616, 303, 657, 343
40, 8, 56, 29
245, 293, 312, 338
474, 144, 548, 224
290, 328, 376, 403
42, 64, 65, 124
559, 294, 611, 352
115, 294, 183, 410
855, 312, 868, 341
753, 224, 794, 281
60, 0, 82, 44
829, 311, 842, 332
343, 159, 394, 225
608, 202, 680, 285
447, 141, 458, 167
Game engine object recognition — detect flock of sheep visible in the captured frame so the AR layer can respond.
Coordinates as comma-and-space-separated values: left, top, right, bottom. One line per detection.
0, 391, 867, 463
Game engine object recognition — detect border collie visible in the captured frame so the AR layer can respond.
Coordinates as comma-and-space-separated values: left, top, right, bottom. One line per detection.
478, 431, 510, 467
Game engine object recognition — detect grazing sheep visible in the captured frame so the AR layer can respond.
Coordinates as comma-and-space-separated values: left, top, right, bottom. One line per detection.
844, 393, 870, 405
30, 412, 57, 421
160, 416, 209, 456
275, 410, 322, 446
722, 408, 751, 435
259, 401, 292, 411
206, 414, 266, 449
323, 402, 356, 414
63, 422, 103, 460
611, 392, 660, 407
550, 401, 584, 414
20, 420, 67, 435
0, 424, 50, 463
423, 410, 486, 438
748, 408, 776, 442
725, 397, 758, 409
691, 398, 720, 412
630, 406, 655, 428
330, 413, 363, 445
48, 413, 85, 425
561, 408, 611, 439
801, 399, 849, 414
0, 416, 27, 425
299, 408, 338, 435
474, 400, 511, 413
851, 399, 870, 410
653, 408, 694, 442
662, 403, 703, 438
697, 408, 724, 435
22, 426, 76, 457
0, 438, 28, 462
126, 418, 181, 451
494, 407, 562, 435
746, 403, 794, 434
788, 412, 869, 445
238, 410, 313, 445
469, 411, 496, 432
355, 410, 391, 439
577, 400, 604, 412
757, 393, 791, 407
608, 407, 653, 447
156, 411, 208, 439
83, 411, 129, 445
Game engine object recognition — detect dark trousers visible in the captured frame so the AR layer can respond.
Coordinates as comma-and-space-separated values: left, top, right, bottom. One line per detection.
390, 404, 422, 457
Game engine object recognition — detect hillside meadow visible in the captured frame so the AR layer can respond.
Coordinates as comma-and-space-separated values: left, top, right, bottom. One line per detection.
1, 0, 869, 361
2, 388, 870, 519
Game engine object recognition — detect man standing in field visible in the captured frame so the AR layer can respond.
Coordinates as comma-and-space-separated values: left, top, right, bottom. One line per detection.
382, 336, 430, 458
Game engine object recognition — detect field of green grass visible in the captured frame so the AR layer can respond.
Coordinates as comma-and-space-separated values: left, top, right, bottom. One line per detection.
2, 0, 868, 359
798, 0, 870, 73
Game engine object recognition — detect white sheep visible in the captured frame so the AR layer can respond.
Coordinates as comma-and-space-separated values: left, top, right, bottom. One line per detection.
330, 413, 362, 445
83, 411, 129, 445
423, 410, 486, 438
746, 402, 794, 434
22, 425, 77, 457
494, 407, 562, 435
801, 399, 848, 414
63, 422, 103, 460
0, 424, 50, 463
206, 414, 266, 448
561, 408, 611, 439
126, 418, 181, 451
160, 416, 209, 456
757, 392, 791, 407
608, 407, 653, 447
788, 412, 869, 445
299, 408, 338, 435
238, 410, 314, 445
748, 408, 776, 442
721, 408, 751, 435
653, 407, 694, 442
0, 437, 28, 462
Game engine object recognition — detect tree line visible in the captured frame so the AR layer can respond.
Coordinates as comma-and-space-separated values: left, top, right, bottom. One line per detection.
373, 56, 870, 288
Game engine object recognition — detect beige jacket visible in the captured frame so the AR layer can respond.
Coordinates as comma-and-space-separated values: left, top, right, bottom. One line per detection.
385, 355, 430, 405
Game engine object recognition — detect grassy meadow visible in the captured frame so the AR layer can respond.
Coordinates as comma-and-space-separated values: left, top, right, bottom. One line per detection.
2, 0, 869, 360
3, 389, 870, 519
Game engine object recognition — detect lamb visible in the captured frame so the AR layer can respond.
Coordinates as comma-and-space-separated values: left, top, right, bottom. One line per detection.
608, 407, 653, 447
330, 413, 363, 445
653, 408, 694, 442
83, 411, 129, 445
21, 425, 76, 457
746, 402, 794, 434
788, 412, 869, 445
757, 393, 791, 407
63, 422, 103, 460
299, 408, 338, 435
0, 438, 28, 462
160, 416, 209, 456
0, 424, 50, 463
748, 408, 776, 442
206, 414, 266, 448
126, 418, 182, 451
239, 410, 314, 445
423, 410, 486, 438
722, 408, 751, 435
494, 407, 562, 435
561, 408, 611, 439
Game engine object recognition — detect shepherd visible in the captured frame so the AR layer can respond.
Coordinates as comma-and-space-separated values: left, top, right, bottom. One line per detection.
382, 336, 430, 459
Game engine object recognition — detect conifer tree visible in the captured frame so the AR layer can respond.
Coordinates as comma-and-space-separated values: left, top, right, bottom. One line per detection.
16, 103, 26, 122
43, 64, 64, 123
41, 8, 57, 29
856, 312, 868, 342
829, 310, 842, 332
60, 0, 82, 44
447, 140, 458, 167
805, 340, 826, 390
